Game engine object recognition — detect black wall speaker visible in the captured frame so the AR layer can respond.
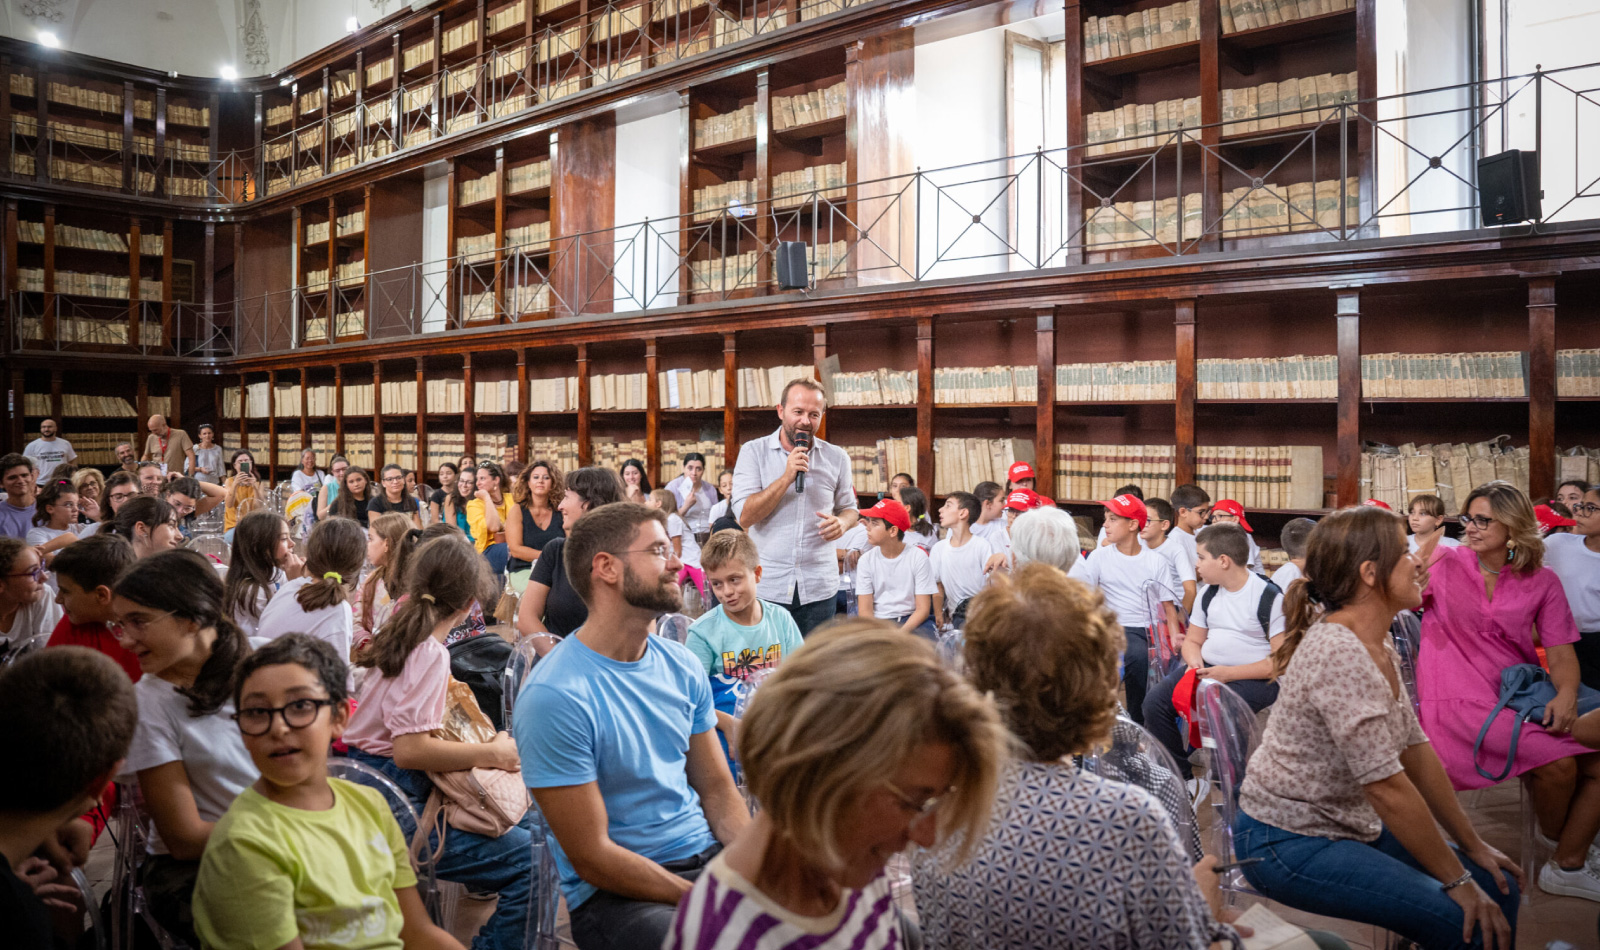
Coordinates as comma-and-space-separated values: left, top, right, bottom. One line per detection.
1477, 149, 1541, 226
775, 241, 808, 290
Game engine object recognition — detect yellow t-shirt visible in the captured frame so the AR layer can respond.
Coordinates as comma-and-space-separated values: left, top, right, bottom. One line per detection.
465, 496, 512, 553
224, 477, 258, 532
194, 778, 418, 950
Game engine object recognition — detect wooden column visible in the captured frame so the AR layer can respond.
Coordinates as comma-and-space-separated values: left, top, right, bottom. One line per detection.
645, 340, 661, 484
462, 354, 476, 459
267, 369, 278, 483
299, 369, 309, 459
1175, 299, 1197, 487
415, 358, 428, 482
372, 361, 384, 470
334, 364, 345, 456
49, 370, 63, 422
916, 318, 934, 491
161, 219, 174, 348
1528, 276, 1558, 500
1196, 0, 1223, 251
811, 325, 829, 442
8, 370, 25, 453
169, 376, 182, 432
42, 204, 55, 342
1335, 289, 1362, 507
576, 343, 592, 466
723, 333, 740, 470
127, 217, 142, 350
516, 349, 529, 466
235, 372, 246, 450
1035, 308, 1056, 498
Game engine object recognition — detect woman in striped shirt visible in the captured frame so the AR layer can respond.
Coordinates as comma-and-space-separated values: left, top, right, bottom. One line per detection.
665, 619, 1006, 950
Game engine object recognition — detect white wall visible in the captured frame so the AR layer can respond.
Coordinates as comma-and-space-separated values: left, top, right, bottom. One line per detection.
420, 165, 450, 332
612, 108, 683, 309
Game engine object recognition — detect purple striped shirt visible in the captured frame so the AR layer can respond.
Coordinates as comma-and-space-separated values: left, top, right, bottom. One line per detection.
666, 854, 901, 950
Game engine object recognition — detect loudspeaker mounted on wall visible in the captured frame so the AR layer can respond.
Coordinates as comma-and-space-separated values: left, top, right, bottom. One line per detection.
775, 241, 808, 290
1477, 149, 1541, 227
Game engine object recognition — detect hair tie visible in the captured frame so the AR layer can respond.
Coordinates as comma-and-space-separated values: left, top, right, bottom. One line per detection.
420, 593, 436, 603
322, 571, 343, 583
406, 529, 424, 543
1301, 580, 1324, 606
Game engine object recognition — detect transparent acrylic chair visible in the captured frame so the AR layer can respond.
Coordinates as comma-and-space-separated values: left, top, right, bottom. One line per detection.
502, 635, 574, 950
186, 534, 230, 566
935, 627, 965, 672
1084, 714, 1203, 862
325, 757, 454, 929
108, 782, 191, 950
653, 612, 692, 644
1144, 580, 1180, 699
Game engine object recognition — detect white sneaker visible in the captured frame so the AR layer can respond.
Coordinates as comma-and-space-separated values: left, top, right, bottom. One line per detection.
1187, 777, 1209, 810
1539, 860, 1600, 902
1536, 832, 1600, 872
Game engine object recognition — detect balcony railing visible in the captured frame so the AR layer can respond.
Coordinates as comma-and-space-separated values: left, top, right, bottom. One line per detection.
8, 62, 1600, 359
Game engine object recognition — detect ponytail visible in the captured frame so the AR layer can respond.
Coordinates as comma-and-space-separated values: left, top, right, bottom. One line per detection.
1271, 577, 1321, 678
113, 549, 251, 716
297, 517, 366, 612
1272, 505, 1408, 677
357, 535, 491, 678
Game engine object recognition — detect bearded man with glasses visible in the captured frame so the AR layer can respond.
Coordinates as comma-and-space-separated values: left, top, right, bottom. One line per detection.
514, 501, 750, 950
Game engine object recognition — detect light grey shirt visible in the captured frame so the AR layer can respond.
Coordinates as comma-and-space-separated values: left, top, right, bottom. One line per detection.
24, 437, 75, 484
732, 428, 858, 605
665, 473, 719, 535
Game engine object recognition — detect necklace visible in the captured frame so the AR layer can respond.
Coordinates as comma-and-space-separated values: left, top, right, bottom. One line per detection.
1476, 555, 1501, 576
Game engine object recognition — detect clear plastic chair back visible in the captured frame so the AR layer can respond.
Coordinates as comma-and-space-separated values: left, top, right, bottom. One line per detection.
1083, 714, 1203, 862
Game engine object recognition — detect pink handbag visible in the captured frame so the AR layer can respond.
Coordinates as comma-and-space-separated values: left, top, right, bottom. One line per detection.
409, 678, 528, 864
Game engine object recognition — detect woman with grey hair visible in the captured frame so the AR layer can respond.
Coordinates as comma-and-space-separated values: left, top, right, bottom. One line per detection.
1009, 507, 1088, 579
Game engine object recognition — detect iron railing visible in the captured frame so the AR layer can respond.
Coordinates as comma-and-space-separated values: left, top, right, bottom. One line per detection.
8, 62, 1600, 358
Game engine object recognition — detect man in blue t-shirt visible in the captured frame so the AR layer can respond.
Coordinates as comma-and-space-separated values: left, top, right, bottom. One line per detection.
515, 502, 750, 950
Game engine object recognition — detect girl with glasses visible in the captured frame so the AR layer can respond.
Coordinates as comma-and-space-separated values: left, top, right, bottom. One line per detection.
668, 619, 1005, 950
112, 549, 257, 947
194, 634, 459, 950
0, 536, 61, 663
367, 463, 423, 529
1416, 480, 1600, 902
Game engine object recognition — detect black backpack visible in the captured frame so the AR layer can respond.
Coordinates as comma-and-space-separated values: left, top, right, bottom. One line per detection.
448, 635, 515, 732
1198, 575, 1282, 636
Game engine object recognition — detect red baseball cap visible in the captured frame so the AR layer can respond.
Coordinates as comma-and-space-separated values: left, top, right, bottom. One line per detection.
1536, 503, 1577, 533
1362, 498, 1393, 510
861, 498, 911, 532
1007, 461, 1036, 483
1005, 489, 1039, 512
1101, 493, 1148, 532
1211, 499, 1253, 533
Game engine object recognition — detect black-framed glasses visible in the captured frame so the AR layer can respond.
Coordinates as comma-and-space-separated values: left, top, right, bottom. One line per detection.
233, 698, 338, 736
1459, 514, 1496, 530
1572, 503, 1600, 516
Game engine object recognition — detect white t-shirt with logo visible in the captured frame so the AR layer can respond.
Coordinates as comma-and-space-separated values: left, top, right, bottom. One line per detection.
930, 534, 995, 609
1546, 533, 1600, 631
856, 545, 937, 619
1191, 573, 1287, 667
1077, 544, 1179, 629
24, 437, 75, 484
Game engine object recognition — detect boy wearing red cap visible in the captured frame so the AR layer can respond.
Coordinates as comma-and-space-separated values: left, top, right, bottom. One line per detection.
1208, 499, 1263, 572
855, 498, 938, 639
1076, 494, 1181, 724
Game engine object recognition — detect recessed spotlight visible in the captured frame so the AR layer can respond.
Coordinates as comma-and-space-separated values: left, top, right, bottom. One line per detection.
37, 31, 60, 48
220, 65, 238, 81
346, 16, 360, 31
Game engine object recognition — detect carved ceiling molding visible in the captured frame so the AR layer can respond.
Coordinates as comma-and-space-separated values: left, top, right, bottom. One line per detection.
241, 0, 269, 68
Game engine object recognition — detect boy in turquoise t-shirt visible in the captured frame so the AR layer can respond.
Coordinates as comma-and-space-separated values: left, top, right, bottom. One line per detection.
686, 529, 804, 773
194, 634, 460, 950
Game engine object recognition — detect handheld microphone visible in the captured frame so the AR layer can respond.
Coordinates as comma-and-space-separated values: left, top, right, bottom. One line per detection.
793, 430, 812, 494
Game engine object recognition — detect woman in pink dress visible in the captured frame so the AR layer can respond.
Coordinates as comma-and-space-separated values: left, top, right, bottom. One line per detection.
1417, 480, 1600, 901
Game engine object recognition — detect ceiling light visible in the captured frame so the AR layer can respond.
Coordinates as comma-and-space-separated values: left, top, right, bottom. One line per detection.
37, 31, 60, 48
220, 65, 238, 81
346, 16, 360, 31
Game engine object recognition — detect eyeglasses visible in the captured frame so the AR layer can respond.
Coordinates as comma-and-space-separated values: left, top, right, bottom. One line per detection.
7, 564, 46, 582
1571, 503, 1600, 516
1459, 514, 1497, 530
382, 475, 404, 483
107, 610, 173, 637
623, 544, 675, 561
109, 491, 137, 503
883, 780, 950, 820
233, 698, 338, 736
168, 500, 195, 515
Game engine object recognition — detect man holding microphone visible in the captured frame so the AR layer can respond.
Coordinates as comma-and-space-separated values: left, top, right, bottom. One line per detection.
732, 377, 860, 636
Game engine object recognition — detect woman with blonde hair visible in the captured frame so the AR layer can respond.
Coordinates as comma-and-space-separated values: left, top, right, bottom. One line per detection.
913, 563, 1230, 949
72, 467, 106, 523
667, 619, 1006, 950
1416, 480, 1600, 901
1234, 505, 1521, 949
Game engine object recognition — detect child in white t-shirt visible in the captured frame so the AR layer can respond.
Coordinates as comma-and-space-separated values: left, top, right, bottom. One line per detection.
1208, 499, 1262, 571
1406, 494, 1461, 556
257, 517, 365, 664
1076, 494, 1179, 725
970, 481, 1011, 557
1141, 497, 1195, 620
651, 490, 705, 600
930, 492, 994, 630
1269, 517, 1317, 590
1166, 484, 1210, 611
1143, 522, 1286, 781
855, 499, 937, 640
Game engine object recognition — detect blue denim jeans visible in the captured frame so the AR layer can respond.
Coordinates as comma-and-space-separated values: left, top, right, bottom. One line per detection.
891, 615, 939, 641
787, 592, 839, 638
345, 747, 535, 950
1122, 626, 1149, 725
483, 542, 510, 576
1143, 665, 1278, 780
1234, 809, 1518, 950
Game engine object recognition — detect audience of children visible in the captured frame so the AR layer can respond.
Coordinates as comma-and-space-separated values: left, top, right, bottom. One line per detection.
222, 510, 302, 638
356, 512, 420, 643
257, 516, 365, 661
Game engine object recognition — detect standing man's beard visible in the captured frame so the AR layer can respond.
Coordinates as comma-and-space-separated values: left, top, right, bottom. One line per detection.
622, 564, 684, 613
783, 422, 814, 449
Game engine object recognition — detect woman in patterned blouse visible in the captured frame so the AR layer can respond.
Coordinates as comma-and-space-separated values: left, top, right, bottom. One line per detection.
1234, 505, 1521, 949
665, 619, 1007, 950
913, 562, 1237, 950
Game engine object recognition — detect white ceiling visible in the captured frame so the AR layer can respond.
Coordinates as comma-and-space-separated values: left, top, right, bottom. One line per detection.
1, 0, 414, 79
